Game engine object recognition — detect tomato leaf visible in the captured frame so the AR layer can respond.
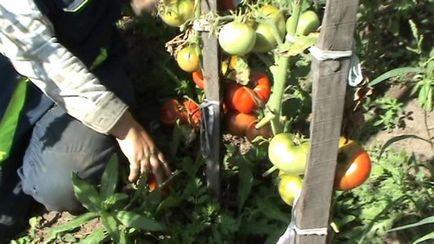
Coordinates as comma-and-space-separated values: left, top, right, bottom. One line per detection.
100, 153, 119, 201
256, 197, 289, 223
115, 210, 165, 231
229, 56, 250, 85
237, 159, 253, 212
72, 173, 102, 212
280, 33, 318, 57
368, 67, 425, 87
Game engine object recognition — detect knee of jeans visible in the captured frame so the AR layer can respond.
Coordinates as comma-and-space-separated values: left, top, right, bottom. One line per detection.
19, 166, 83, 213
20, 147, 115, 213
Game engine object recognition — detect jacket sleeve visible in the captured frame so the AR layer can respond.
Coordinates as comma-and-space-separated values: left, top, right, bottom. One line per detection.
0, 1, 128, 134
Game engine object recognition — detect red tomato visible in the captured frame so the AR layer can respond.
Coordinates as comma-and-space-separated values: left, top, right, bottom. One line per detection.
182, 99, 201, 127
147, 174, 159, 191
335, 138, 372, 191
245, 121, 273, 142
251, 72, 271, 102
224, 73, 271, 114
192, 70, 205, 89
225, 112, 257, 136
224, 83, 259, 113
160, 99, 183, 126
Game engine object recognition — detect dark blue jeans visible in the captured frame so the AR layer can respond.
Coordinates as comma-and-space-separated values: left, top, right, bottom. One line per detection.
0, 39, 134, 240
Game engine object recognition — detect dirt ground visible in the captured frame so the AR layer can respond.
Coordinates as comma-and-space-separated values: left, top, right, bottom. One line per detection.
367, 86, 434, 162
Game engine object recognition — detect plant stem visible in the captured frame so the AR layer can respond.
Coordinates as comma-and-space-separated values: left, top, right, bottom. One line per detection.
287, 0, 302, 35
261, 0, 303, 134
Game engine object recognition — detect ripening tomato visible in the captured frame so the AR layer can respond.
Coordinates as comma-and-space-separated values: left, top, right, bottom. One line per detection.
278, 173, 303, 206
225, 112, 257, 136
147, 174, 159, 191
268, 133, 309, 175
245, 121, 273, 142
159, 0, 194, 27
251, 72, 271, 102
192, 70, 205, 89
176, 46, 200, 72
253, 5, 286, 53
335, 138, 371, 191
224, 82, 258, 113
218, 21, 256, 56
182, 99, 201, 127
160, 99, 184, 125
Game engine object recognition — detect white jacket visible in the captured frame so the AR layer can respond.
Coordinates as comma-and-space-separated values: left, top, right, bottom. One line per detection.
0, 0, 128, 134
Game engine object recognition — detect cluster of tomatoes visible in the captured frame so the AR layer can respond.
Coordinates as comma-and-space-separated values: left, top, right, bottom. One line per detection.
268, 134, 372, 206
156, 1, 372, 205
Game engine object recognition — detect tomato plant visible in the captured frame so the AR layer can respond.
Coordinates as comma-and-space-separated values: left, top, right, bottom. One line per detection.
218, 21, 256, 56
224, 112, 256, 136
278, 173, 303, 206
334, 138, 371, 191
253, 5, 286, 53
176, 46, 200, 72
268, 133, 309, 175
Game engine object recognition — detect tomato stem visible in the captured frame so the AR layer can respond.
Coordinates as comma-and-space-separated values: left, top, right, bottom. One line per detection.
257, 0, 303, 135
262, 165, 278, 177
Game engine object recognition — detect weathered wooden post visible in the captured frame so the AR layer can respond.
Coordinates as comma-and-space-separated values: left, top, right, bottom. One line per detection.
199, 0, 221, 199
292, 0, 360, 243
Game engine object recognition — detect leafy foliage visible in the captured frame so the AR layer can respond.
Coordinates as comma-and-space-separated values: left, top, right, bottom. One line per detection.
333, 146, 434, 243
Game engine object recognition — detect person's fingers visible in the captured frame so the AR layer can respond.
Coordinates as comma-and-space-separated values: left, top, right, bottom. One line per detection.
149, 156, 165, 185
157, 152, 172, 178
128, 159, 140, 182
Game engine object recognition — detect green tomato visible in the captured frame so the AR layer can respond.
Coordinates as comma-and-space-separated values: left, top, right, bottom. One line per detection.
268, 133, 309, 175
287, 10, 320, 36
218, 21, 256, 56
253, 5, 286, 53
278, 173, 303, 206
160, 0, 194, 27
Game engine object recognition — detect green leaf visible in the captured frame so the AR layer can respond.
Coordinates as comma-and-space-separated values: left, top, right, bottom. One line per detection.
101, 211, 121, 243
388, 216, 434, 232
45, 212, 98, 243
281, 33, 318, 57
115, 210, 165, 231
100, 153, 119, 200
78, 227, 107, 244
256, 197, 290, 223
368, 67, 425, 86
237, 160, 254, 212
72, 173, 102, 212
414, 232, 434, 244
103, 193, 129, 210
378, 135, 433, 161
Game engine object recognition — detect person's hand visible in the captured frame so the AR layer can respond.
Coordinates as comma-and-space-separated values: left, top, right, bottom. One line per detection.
130, 0, 157, 16
110, 110, 171, 183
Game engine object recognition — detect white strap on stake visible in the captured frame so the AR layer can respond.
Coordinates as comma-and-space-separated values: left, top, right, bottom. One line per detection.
276, 190, 328, 244
309, 46, 363, 87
